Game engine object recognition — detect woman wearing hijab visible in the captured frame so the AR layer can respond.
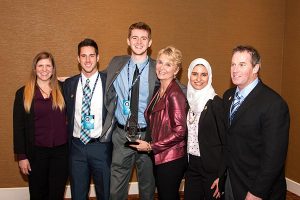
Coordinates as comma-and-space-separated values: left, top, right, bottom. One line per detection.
184, 58, 226, 200
131, 46, 187, 200
13, 52, 68, 200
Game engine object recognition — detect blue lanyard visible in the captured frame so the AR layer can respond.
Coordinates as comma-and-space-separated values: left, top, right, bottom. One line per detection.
127, 58, 149, 96
80, 72, 100, 102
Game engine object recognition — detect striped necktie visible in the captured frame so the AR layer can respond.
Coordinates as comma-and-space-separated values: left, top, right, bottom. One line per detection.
80, 79, 91, 144
230, 92, 242, 124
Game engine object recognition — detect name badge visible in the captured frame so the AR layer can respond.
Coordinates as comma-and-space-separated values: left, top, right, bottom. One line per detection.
83, 115, 95, 130
122, 99, 130, 115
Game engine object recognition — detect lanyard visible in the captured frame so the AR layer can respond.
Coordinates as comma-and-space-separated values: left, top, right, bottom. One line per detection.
127, 58, 149, 97
80, 72, 100, 102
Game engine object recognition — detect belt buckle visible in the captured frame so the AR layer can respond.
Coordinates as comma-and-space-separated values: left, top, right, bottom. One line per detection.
89, 137, 100, 143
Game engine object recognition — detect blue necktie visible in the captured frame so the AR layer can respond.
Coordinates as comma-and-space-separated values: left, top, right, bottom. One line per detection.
80, 79, 91, 144
230, 92, 242, 124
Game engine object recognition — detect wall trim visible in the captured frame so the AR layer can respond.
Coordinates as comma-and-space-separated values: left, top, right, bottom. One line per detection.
0, 178, 297, 199
0, 182, 139, 199
287, 178, 300, 196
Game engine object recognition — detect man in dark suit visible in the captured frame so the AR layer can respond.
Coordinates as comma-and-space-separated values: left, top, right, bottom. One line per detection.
104, 22, 157, 200
63, 38, 112, 200
223, 45, 290, 200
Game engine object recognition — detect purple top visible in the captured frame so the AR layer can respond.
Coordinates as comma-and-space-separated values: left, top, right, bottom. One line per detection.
33, 88, 68, 147
17, 88, 68, 161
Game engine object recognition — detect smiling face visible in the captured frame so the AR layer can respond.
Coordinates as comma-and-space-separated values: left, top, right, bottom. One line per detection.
231, 51, 259, 90
190, 64, 209, 90
35, 58, 53, 82
78, 46, 99, 78
127, 29, 152, 58
156, 54, 179, 82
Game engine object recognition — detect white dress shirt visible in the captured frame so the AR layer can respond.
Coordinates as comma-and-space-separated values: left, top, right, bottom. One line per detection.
73, 72, 103, 138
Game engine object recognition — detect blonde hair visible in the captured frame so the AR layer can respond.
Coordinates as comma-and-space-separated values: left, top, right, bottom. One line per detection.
24, 52, 65, 112
157, 46, 183, 69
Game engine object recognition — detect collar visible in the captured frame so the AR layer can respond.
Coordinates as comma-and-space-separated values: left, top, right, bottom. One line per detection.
81, 71, 99, 85
236, 78, 259, 99
131, 56, 149, 70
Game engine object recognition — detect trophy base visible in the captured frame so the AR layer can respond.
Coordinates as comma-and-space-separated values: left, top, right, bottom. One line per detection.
124, 141, 139, 146
124, 134, 141, 146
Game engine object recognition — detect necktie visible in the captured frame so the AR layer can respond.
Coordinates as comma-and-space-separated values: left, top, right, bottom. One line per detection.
80, 79, 91, 144
230, 92, 242, 124
130, 65, 140, 124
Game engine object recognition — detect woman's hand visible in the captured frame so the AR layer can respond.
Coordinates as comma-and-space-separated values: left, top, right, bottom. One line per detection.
211, 178, 221, 198
129, 139, 151, 152
18, 159, 31, 175
245, 192, 262, 200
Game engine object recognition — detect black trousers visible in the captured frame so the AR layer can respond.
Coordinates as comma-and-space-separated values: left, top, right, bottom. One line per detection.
184, 154, 224, 200
154, 156, 187, 200
28, 144, 68, 200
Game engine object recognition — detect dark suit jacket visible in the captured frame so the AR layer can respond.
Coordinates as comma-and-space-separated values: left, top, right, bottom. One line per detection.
63, 72, 110, 143
223, 80, 289, 199
197, 96, 226, 181
13, 82, 67, 160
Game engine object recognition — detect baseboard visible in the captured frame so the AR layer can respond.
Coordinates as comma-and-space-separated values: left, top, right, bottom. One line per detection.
0, 178, 297, 199
287, 178, 300, 196
0, 182, 140, 199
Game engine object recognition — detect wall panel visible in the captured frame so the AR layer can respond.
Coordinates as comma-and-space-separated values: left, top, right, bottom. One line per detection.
283, 0, 300, 183
0, 0, 295, 188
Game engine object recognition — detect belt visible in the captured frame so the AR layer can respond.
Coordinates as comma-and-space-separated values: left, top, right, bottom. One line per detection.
72, 137, 101, 144
116, 122, 147, 132
88, 137, 101, 143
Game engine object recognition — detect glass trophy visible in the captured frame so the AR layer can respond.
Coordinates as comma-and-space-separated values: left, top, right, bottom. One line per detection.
125, 115, 141, 144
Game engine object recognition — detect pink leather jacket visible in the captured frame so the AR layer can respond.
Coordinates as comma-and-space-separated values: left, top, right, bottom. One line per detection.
145, 80, 187, 165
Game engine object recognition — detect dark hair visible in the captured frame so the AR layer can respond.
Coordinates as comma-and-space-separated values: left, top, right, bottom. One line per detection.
232, 45, 261, 66
78, 38, 99, 56
128, 22, 152, 39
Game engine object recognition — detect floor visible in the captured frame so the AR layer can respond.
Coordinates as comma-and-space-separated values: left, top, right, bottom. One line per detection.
129, 191, 300, 200
69, 191, 299, 200
287, 191, 300, 200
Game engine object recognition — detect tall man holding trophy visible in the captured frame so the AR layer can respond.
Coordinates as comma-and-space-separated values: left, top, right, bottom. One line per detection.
104, 22, 158, 200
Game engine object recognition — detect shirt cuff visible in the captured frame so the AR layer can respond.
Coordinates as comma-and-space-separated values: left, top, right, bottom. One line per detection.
17, 154, 27, 161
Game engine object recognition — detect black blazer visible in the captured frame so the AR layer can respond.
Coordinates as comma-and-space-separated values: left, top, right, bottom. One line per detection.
13, 86, 35, 160
196, 96, 226, 179
63, 72, 110, 143
223, 80, 290, 199
13, 82, 67, 160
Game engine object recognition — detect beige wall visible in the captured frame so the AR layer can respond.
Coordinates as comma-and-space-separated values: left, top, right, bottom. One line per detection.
0, 0, 298, 188
283, 0, 300, 182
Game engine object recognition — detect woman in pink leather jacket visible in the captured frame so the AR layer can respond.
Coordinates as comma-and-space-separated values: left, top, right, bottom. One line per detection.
131, 46, 188, 200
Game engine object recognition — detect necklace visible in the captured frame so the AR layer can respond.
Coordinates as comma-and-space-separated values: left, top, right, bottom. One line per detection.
150, 93, 161, 111
37, 84, 52, 98
188, 110, 199, 124
154, 93, 161, 105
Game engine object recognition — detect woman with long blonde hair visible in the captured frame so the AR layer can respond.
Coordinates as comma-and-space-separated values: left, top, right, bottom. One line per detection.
13, 52, 68, 200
